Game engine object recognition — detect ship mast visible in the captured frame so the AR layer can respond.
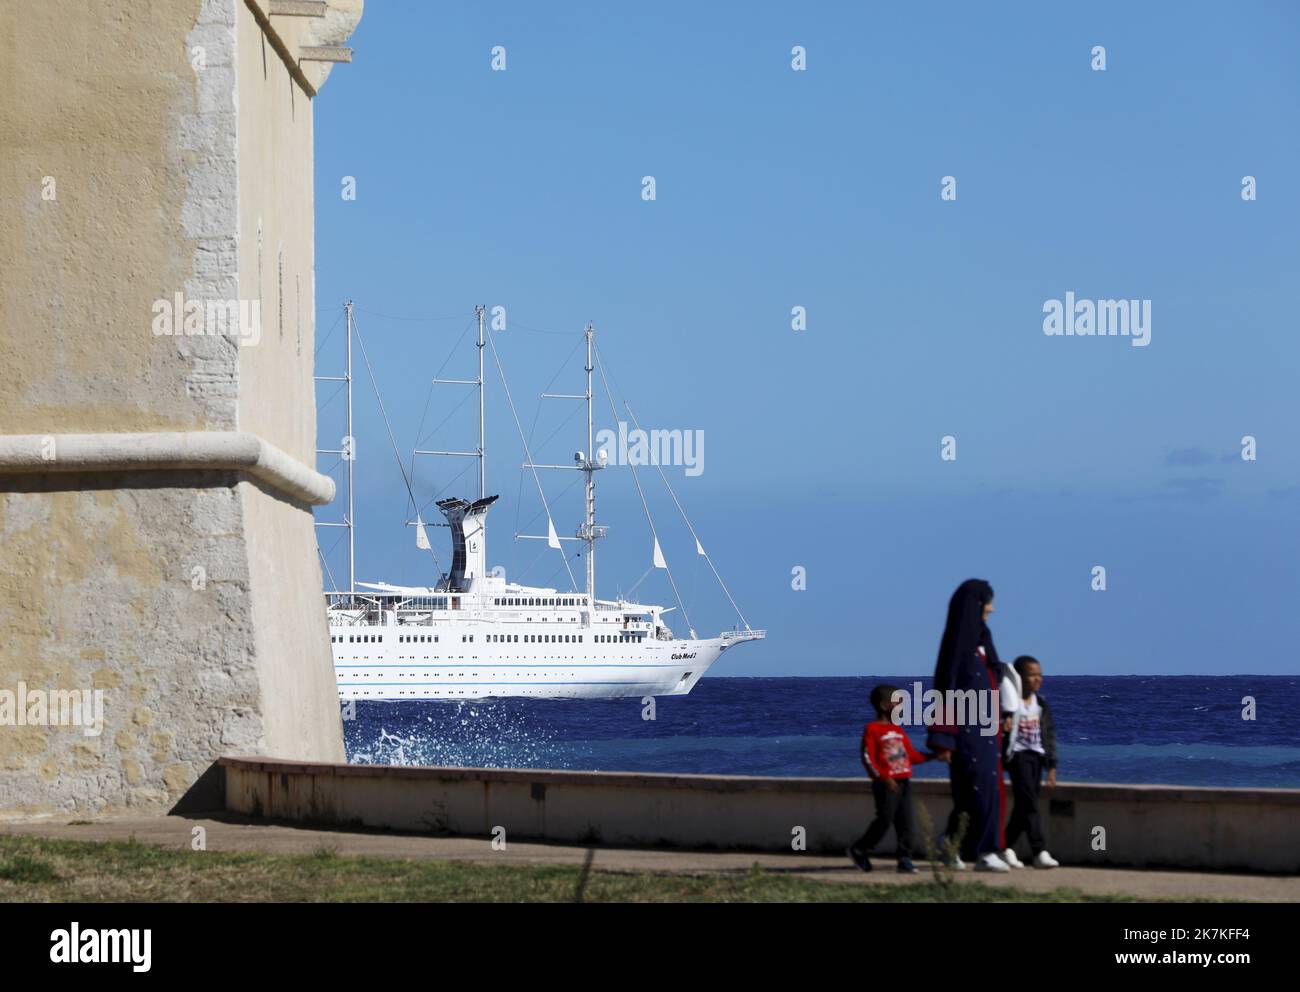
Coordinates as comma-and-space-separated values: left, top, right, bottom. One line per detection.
314, 301, 356, 597
476, 303, 486, 500
346, 300, 355, 593
583, 322, 596, 601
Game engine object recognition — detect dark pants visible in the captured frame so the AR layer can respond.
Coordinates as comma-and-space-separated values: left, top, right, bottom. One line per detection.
1005, 750, 1047, 855
854, 778, 917, 859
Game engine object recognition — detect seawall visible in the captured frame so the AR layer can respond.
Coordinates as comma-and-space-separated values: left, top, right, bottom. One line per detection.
219, 757, 1300, 872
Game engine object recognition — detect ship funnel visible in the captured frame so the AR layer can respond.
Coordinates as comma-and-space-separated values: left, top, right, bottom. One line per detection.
436, 495, 498, 592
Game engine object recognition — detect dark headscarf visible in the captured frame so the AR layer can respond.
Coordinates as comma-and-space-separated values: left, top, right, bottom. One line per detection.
933, 578, 999, 692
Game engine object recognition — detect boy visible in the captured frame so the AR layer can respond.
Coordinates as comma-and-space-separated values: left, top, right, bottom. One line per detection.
1003, 655, 1060, 868
848, 683, 932, 873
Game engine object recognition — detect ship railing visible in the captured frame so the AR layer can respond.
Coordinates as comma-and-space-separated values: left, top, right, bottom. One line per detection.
721, 628, 766, 642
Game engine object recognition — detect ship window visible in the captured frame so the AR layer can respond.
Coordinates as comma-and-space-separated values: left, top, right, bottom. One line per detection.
578, 635, 582, 643
469, 635, 474, 642
462, 635, 466, 643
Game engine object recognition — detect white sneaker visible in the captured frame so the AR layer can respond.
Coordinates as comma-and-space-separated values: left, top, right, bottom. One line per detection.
1033, 851, 1060, 869
1001, 848, 1025, 868
975, 853, 1011, 873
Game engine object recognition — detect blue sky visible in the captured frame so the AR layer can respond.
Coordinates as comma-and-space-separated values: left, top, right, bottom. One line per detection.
312, 1, 1299, 676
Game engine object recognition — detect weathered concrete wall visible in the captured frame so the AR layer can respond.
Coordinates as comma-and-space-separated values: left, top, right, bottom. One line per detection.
221, 758, 1300, 873
233, 1, 344, 778
0, 0, 360, 816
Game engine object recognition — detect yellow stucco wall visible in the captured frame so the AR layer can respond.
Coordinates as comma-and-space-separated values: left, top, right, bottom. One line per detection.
0, 0, 216, 435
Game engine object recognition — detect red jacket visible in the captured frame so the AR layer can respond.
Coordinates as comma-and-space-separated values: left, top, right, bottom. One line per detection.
861, 721, 929, 780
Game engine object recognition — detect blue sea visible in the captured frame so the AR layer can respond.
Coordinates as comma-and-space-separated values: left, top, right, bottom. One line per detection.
342, 676, 1300, 789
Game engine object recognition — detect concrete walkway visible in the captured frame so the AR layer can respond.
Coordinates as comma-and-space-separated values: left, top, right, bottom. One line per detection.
3, 815, 1296, 902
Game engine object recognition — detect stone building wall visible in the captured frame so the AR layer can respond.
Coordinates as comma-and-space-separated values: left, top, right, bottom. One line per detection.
0, 0, 362, 816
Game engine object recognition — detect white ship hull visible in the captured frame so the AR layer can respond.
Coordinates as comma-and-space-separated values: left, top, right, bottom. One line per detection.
333, 628, 730, 700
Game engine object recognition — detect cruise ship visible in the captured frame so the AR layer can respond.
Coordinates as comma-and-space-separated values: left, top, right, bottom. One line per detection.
320, 306, 763, 699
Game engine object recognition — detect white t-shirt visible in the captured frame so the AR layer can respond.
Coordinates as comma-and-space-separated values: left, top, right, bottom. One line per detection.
1000, 673, 1019, 716
1012, 694, 1045, 755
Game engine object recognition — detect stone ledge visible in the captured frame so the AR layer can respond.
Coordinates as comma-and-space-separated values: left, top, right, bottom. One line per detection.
299, 45, 352, 62
0, 432, 334, 505
216, 756, 1300, 805
269, 0, 327, 15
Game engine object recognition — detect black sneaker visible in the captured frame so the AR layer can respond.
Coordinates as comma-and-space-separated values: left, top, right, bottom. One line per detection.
847, 846, 872, 872
897, 858, 919, 874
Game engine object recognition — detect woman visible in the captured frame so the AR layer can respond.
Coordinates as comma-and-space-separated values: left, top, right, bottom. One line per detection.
926, 578, 1010, 872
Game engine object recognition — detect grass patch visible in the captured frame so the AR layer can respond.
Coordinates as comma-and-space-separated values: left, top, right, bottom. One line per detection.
0, 834, 1190, 903
0, 853, 62, 884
